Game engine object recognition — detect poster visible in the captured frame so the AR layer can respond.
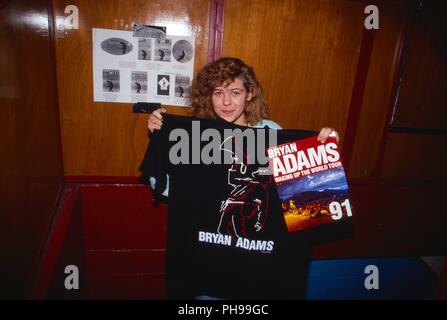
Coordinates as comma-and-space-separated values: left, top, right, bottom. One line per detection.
267, 133, 354, 232
93, 27, 195, 106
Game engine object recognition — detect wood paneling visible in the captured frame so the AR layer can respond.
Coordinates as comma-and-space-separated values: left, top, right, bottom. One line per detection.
392, 5, 447, 129
349, 1, 411, 177
0, 0, 63, 298
313, 181, 447, 258
53, 0, 210, 176
379, 133, 447, 180
52, 0, 446, 181
349, 1, 447, 181
221, 0, 363, 140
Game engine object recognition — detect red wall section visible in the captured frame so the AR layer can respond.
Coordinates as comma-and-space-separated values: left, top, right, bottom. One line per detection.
32, 185, 84, 299
80, 185, 167, 299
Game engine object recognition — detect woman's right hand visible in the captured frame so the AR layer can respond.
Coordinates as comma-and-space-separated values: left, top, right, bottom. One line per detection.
148, 108, 167, 132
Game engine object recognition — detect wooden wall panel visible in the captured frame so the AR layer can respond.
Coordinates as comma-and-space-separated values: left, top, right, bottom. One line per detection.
350, 1, 447, 181
0, 0, 63, 298
221, 0, 363, 140
348, 1, 410, 177
392, 5, 447, 129
314, 182, 447, 258
53, 0, 210, 176
379, 134, 447, 180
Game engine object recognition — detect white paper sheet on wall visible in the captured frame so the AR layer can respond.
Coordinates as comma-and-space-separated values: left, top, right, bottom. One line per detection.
92, 28, 195, 107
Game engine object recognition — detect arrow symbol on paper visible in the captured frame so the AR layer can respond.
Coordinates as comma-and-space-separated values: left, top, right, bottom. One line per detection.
158, 77, 169, 90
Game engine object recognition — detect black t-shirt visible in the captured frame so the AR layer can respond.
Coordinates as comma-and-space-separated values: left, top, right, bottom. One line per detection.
140, 114, 319, 299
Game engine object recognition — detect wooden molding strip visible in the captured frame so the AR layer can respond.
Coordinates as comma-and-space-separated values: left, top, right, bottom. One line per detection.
207, 0, 225, 62
342, 11, 377, 174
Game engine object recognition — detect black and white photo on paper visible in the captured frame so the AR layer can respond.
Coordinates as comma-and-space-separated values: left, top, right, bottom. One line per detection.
172, 39, 194, 63
157, 74, 170, 96
138, 38, 151, 60
100, 38, 133, 55
154, 38, 172, 62
102, 69, 120, 92
175, 74, 190, 98
131, 71, 147, 94
133, 24, 166, 40
93, 28, 195, 106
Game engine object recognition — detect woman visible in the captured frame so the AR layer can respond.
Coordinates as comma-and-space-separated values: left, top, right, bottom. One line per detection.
145, 57, 340, 299
148, 57, 338, 141
148, 57, 338, 199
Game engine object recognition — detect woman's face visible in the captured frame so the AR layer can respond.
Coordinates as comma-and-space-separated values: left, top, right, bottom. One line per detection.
211, 77, 252, 126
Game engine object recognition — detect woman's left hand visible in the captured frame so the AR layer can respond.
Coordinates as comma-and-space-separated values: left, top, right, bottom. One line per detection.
317, 127, 340, 143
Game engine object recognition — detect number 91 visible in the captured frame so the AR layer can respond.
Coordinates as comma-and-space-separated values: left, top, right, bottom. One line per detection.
329, 199, 352, 220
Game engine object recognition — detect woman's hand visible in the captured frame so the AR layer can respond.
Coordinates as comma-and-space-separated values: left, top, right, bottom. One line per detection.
317, 127, 340, 143
148, 108, 167, 133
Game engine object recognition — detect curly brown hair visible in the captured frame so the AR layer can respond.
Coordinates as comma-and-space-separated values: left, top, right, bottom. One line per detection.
189, 57, 270, 125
